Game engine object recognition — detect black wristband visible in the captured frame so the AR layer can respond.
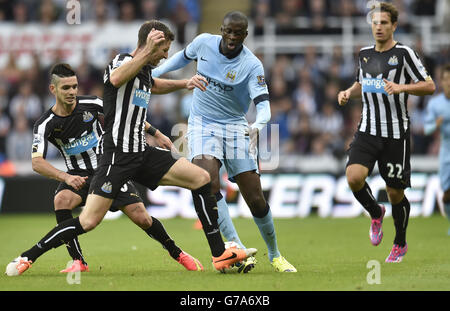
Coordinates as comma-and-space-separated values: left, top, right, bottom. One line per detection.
147, 125, 157, 136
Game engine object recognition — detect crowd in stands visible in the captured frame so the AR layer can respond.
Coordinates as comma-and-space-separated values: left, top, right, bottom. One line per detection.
0, 0, 448, 168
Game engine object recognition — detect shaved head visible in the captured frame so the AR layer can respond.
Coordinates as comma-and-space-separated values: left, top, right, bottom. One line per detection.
223, 11, 248, 28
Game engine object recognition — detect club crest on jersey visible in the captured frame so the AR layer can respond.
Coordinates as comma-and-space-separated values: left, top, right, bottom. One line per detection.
225, 70, 237, 82
257, 75, 266, 87
83, 111, 94, 122
388, 55, 398, 66
101, 181, 112, 194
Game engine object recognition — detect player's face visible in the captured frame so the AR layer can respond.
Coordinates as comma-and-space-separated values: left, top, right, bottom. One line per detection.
371, 12, 397, 43
442, 71, 450, 99
51, 76, 78, 106
220, 19, 248, 55
150, 40, 171, 66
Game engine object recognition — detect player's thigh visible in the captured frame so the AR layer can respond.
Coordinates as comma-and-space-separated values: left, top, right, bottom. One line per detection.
223, 134, 259, 183
54, 189, 83, 211
79, 194, 113, 231
158, 157, 210, 190
346, 132, 380, 187
378, 135, 411, 189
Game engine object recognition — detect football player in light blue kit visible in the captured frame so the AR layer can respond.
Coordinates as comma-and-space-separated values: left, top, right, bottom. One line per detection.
152, 11, 296, 272
424, 64, 450, 235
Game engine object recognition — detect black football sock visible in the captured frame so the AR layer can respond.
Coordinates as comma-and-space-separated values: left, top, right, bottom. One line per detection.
55, 209, 87, 265
21, 217, 86, 263
192, 182, 225, 257
391, 196, 410, 247
353, 182, 382, 219
144, 217, 182, 260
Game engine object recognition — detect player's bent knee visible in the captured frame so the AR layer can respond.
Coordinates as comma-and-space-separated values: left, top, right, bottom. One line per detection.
79, 215, 101, 232
193, 168, 211, 189
346, 168, 366, 191
386, 187, 404, 204
54, 191, 78, 211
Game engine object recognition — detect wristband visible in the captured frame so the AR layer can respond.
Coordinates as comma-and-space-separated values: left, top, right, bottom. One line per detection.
147, 125, 157, 136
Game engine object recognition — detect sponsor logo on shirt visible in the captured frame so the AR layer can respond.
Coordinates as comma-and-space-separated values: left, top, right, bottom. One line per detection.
62, 132, 98, 156
362, 78, 388, 95
132, 89, 151, 108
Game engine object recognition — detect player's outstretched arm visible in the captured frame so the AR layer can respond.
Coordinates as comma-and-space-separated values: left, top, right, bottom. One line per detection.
152, 50, 192, 78
151, 74, 208, 94
31, 156, 87, 190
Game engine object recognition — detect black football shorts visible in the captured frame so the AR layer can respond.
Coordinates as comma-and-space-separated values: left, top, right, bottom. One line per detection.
89, 146, 178, 200
346, 130, 411, 189
55, 170, 142, 211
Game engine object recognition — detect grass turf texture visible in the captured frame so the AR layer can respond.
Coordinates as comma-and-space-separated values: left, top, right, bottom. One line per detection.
0, 214, 449, 291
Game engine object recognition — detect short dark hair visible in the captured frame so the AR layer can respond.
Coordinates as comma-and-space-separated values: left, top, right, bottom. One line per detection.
50, 63, 76, 78
49, 63, 76, 85
137, 20, 174, 48
223, 11, 248, 28
371, 2, 399, 24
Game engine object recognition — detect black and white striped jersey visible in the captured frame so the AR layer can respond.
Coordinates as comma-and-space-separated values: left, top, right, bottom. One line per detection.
32, 95, 104, 172
103, 53, 154, 153
355, 42, 432, 139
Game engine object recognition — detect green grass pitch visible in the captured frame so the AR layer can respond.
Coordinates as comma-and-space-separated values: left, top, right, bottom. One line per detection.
0, 213, 449, 291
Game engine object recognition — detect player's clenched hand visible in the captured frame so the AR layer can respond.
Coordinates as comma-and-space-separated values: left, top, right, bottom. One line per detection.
383, 79, 403, 95
154, 130, 174, 150
338, 90, 351, 106
436, 116, 444, 129
247, 127, 259, 158
65, 175, 88, 191
186, 74, 208, 91
146, 28, 165, 54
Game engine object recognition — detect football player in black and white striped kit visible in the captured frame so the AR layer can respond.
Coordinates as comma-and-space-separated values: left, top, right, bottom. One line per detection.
338, 2, 435, 262
26, 63, 204, 273
6, 21, 256, 276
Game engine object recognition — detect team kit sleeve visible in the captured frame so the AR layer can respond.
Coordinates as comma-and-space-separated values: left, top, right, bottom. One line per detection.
403, 47, 432, 82
248, 62, 271, 131
31, 121, 50, 159
423, 97, 438, 135
103, 54, 133, 85
152, 34, 207, 78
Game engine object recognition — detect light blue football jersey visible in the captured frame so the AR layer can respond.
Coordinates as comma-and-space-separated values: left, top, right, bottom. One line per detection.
184, 33, 269, 129
425, 93, 450, 159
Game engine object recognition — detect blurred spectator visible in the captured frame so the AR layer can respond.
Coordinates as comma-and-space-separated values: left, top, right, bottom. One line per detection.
9, 81, 43, 125
413, 0, 436, 15
140, 0, 161, 20
12, 1, 28, 24
0, 83, 11, 155
161, 0, 200, 44
251, 0, 272, 36
274, 0, 307, 34
1, 53, 22, 87
118, 0, 137, 22
6, 115, 32, 161
39, 0, 59, 25
147, 101, 174, 142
